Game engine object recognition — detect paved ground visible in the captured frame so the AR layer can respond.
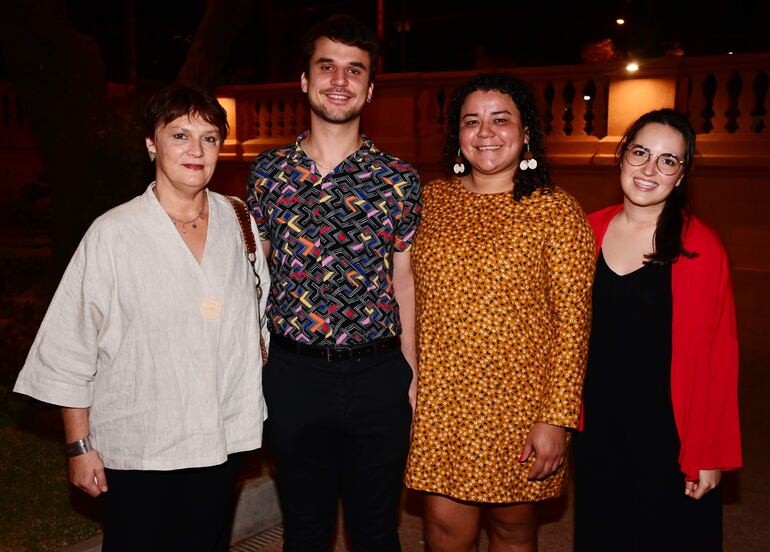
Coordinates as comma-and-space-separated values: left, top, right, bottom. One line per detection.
238, 478, 756, 551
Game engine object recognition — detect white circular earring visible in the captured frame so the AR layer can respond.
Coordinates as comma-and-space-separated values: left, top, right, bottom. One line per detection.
519, 143, 537, 170
453, 148, 465, 175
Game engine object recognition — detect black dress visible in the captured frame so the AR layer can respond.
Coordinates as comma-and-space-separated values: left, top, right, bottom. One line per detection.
573, 251, 722, 552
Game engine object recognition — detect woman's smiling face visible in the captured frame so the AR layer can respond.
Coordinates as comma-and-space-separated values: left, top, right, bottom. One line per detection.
146, 113, 221, 192
620, 122, 686, 210
459, 89, 528, 177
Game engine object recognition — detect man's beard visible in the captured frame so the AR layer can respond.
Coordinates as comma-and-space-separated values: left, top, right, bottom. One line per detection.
308, 91, 365, 124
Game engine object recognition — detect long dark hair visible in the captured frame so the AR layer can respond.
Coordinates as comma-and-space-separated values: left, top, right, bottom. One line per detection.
617, 108, 697, 264
444, 72, 552, 201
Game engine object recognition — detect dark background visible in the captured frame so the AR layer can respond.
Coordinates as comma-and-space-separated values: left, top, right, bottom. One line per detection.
2, 0, 769, 273
3, 0, 766, 87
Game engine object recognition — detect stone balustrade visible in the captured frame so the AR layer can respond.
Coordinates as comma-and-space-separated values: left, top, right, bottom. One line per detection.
215, 52, 770, 173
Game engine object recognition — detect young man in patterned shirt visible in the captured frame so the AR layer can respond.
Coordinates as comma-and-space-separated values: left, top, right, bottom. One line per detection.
246, 14, 422, 551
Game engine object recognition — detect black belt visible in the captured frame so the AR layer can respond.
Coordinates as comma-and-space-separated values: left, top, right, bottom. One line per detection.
271, 333, 400, 362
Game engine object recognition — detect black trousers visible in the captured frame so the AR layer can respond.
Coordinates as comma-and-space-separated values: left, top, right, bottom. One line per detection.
101, 454, 244, 552
263, 344, 413, 552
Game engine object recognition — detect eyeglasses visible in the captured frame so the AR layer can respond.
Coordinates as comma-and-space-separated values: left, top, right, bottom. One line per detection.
624, 145, 684, 176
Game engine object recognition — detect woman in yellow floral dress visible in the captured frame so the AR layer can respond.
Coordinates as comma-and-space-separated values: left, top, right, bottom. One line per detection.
405, 73, 595, 551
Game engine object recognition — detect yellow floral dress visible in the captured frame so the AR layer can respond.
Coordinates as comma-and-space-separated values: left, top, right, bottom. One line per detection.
404, 177, 595, 503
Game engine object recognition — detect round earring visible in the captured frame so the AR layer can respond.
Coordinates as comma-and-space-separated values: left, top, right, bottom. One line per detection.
453, 148, 465, 175
519, 143, 537, 170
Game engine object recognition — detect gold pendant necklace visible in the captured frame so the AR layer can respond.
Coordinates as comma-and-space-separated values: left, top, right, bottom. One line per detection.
161, 189, 208, 233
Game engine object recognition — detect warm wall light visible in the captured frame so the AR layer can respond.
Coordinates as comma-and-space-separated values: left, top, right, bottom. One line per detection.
216, 96, 237, 146
616, 18, 625, 25
626, 62, 639, 72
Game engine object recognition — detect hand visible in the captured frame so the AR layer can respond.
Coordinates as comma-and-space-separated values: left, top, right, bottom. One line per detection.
519, 422, 567, 480
684, 469, 721, 500
408, 376, 417, 416
68, 450, 108, 497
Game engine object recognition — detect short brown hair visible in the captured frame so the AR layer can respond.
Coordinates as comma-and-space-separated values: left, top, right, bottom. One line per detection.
302, 14, 379, 82
144, 85, 228, 141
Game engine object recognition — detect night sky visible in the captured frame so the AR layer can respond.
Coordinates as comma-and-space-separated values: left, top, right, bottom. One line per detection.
3, 0, 769, 86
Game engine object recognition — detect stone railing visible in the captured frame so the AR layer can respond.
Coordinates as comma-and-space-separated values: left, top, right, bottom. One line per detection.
3, 52, 767, 165
216, 52, 770, 171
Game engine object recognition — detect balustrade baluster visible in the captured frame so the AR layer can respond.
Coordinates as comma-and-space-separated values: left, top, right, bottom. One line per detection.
255, 100, 264, 138
543, 82, 555, 136
700, 74, 717, 133
285, 100, 296, 137
685, 76, 703, 134
734, 70, 755, 136
436, 88, 446, 133
751, 70, 769, 133
265, 99, 274, 137
295, 100, 308, 133
582, 81, 597, 136
570, 81, 587, 137
676, 76, 693, 125
725, 73, 742, 133
561, 81, 576, 136
598, 80, 610, 138
277, 100, 286, 137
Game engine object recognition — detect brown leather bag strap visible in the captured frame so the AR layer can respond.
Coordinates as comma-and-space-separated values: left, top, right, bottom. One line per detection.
225, 195, 269, 366
224, 195, 257, 258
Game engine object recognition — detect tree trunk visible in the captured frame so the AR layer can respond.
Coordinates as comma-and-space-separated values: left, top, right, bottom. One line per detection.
1, 0, 118, 274
0, 0, 257, 277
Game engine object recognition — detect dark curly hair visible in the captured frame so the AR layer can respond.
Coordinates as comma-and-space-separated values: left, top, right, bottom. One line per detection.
444, 72, 552, 201
617, 108, 697, 264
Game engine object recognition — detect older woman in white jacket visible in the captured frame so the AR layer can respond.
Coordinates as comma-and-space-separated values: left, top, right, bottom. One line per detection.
14, 85, 269, 552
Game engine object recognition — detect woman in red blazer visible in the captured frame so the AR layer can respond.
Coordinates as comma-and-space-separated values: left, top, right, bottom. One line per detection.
573, 109, 741, 552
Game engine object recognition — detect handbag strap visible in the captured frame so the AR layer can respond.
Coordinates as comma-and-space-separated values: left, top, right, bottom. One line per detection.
224, 195, 257, 262
224, 195, 268, 365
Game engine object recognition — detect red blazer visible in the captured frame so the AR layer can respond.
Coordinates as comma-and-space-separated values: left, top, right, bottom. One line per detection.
588, 205, 742, 480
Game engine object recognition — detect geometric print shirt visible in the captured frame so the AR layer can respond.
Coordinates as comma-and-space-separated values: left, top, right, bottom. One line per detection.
247, 132, 422, 346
